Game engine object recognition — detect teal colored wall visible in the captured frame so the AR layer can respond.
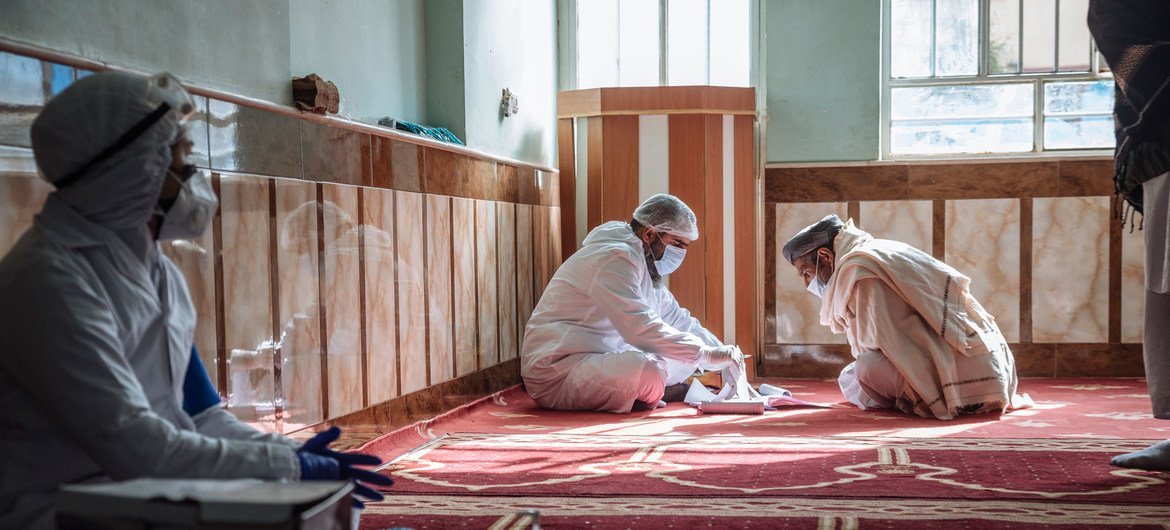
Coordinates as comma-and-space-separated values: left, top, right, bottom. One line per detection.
424, 0, 468, 142
765, 0, 881, 162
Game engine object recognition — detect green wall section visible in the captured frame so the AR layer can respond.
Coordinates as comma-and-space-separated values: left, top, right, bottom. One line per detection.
765, 0, 881, 162
424, 0, 468, 143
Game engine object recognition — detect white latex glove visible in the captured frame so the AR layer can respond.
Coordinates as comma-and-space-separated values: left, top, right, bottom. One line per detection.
700, 345, 743, 369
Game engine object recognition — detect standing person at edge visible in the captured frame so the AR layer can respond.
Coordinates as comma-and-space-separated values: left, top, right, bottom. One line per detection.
782, 215, 1029, 419
1089, 0, 1170, 470
0, 71, 389, 529
521, 194, 743, 413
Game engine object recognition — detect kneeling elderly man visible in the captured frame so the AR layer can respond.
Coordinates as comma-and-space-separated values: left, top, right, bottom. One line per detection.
521, 194, 741, 413
783, 215, 1027, 419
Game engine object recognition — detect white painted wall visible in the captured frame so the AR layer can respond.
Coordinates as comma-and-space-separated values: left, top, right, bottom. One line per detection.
290, 0, 426, 123
0, 0, 293, 104
462, 0, 558, 167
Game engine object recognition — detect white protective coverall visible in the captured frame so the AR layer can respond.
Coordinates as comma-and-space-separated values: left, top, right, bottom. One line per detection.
819, 221, 1024, 420
0, 72, 299, 529
521, 221, 724, 413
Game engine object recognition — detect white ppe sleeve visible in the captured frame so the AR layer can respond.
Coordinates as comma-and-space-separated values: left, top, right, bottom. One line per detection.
0, 260, 300, 482
586, 254, 708, 363
653, 287, 724, 348
192, 407, 300, 448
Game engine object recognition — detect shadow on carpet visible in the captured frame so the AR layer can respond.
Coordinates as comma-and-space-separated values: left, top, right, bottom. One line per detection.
358, 378, 1170, 529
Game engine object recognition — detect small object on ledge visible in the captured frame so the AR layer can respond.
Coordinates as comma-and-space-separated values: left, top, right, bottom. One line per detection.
292, 73, 340, 114
377, 117, 465, 146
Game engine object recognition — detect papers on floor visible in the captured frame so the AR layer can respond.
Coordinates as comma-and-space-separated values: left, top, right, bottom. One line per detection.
684, 370, 834, 414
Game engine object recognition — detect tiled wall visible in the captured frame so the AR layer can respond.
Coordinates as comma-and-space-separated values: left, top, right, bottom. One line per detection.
0, 51, 562, 433
764, 159, 1143, 378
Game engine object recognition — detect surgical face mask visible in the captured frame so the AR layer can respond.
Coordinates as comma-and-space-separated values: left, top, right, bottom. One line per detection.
806, 257, 828, 299
156, 165, 218, 240
653, 231, 687, 276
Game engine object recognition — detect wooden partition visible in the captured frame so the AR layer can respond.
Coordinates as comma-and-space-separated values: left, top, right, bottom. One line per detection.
763, 158, 1143, 379
557, 86, 761, 378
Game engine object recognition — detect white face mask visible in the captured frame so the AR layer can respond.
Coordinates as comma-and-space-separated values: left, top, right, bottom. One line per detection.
156, 166, 218, 241
656, 244, 687, 276
806, 257, 828, 299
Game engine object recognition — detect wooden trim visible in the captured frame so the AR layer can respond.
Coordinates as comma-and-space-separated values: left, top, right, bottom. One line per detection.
668, 114, 708, 321
586, 119, 604, 231
702, 115, 724, 338
1019, 198, 1034, 343
733, 116, 758, 380
763, 204, 777, 345
314, 183, 331, 418
557, 119, 578, 256
600, 115, 641, 223
765, 159, 1115, 203
266, 179, 284, 433
558, 86, 756, 118
931, 200, 945, 260
356, 187, 370, 407
211, 174, 228, 396
1108, 213, 1123, 343
422, 192, 432, 387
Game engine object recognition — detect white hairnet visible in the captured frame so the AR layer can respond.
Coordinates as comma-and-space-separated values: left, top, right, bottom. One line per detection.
632, 193, 699, 240
31, 71, 189, 232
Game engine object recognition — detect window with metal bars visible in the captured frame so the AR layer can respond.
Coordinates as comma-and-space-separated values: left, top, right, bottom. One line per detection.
883, 0, 1114, 157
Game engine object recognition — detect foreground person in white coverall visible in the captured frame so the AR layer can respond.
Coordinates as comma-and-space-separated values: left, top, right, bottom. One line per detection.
521, 194, 742, 413
0, 71, 389, 529
783, 215, 1027, 420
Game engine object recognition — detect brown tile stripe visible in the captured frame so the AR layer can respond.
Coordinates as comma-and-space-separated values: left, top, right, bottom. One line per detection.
586, 118, 604, 231
314, 183, 331, 418
266, 178, 284, 433
448, 197, 459, 383
1019, 198, 1033, 343
761, 343, 1141, 379
472, 201, 482, 371
702, 114, 724, 338
1108, 212, 1123, 344
390, 192, 403, 398
931, 200, 945, 260
357, 187, 370, 406
847, 201, 860, 227
557, 119, 578, 256
733, 115, 757, 379
668, 114, 708, 322
765, 159, 1114, 203
422, 194, 433, 387
211, 174, 228, 396
303, 358, 522, 436
763, 204, 777, 344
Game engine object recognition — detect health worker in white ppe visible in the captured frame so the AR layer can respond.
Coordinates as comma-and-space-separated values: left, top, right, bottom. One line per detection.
520, 193, 742, 413
0, 71, 389, 529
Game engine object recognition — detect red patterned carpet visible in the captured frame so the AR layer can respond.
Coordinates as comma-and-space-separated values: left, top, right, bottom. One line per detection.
357, 378, 1170, 529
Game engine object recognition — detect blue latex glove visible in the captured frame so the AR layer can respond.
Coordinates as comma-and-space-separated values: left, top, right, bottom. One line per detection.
297, 427, 393, 508
182, 347, 221, 417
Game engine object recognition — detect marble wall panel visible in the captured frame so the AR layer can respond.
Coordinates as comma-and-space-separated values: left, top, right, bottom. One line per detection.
515, 204, 535, 342
396, 191, 428, 393
772, 202, 849, 344
321, 184, 363, 417
218, 174, 276, 431
361, 187, 399, 404
160, 228, 219, 393
476, 200, 500, 369
859, 200, 933, 255
944, 199, 1021, 342
272, 179, 322, 430
188, 96, 212, 169
300, 121, 371, 186
0, 159, 52, 257
496, 203, 519, 360
0, 53, 44, 148
533, 206, 550, 299
209, 99, 302, 179
426, 195, 455, 384
452, 198, 478, 376
371, 138, 423, 192
549, 206, 563, 268
1122, 220, 1146, 343
1032, 197, 1110, 343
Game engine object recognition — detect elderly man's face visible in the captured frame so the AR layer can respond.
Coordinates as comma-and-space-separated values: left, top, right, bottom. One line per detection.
795, 248, 834, 288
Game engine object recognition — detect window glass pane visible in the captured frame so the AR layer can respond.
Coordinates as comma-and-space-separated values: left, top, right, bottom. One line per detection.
935, 0, 978, 76
891, 84, 1033, 120
891, 0, 933, 78
709, 0, 750, 87
988, 0, 1020, 74
618, 0, 660, 86
891, 84, 1035, 155
1022, 0, 1056, 73
1057, 0, 1090, 71
891, 119, 1034, 154
1044, 80, 1113, 115
667, 0, 708, 85
1044, 116, 1113, 149
578, 0, 619, 88
1097, 50, 1111, 73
